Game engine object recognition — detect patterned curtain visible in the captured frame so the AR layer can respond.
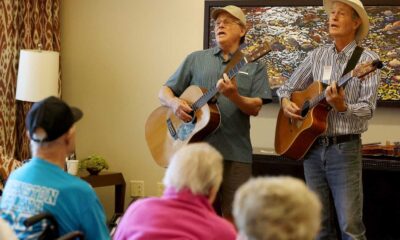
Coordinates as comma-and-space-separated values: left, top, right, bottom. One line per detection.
0, 0, 61, 161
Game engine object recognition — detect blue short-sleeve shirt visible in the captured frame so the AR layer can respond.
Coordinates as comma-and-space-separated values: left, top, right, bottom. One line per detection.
165, 47, 271, 162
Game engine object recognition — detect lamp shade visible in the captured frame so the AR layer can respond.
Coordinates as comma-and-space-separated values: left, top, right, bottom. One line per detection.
16, 49, 60, 102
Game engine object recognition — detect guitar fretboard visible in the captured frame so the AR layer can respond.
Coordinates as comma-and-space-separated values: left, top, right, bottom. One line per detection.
308, 71, 353, 108
191, 58, 248, 111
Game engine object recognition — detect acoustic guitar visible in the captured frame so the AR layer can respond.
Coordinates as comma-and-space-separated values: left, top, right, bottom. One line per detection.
145, 43, 271, 167
275, 60, 383, 160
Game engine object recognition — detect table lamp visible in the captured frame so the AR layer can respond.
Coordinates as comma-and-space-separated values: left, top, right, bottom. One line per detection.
16, 48, 60, 102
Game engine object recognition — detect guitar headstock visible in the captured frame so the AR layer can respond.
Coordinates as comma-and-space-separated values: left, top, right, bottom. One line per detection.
353, 59, 383, 80
244, 41, 271, 63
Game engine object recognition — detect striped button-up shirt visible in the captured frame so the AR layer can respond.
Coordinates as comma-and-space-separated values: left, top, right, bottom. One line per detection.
277, 41, 381, 136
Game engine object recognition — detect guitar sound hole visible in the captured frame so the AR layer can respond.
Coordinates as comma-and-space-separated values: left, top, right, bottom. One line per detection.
301, 101, 310, 117
187, 111, 196, 124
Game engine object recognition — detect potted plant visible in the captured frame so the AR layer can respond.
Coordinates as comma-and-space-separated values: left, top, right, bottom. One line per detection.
79, 155, 109, 175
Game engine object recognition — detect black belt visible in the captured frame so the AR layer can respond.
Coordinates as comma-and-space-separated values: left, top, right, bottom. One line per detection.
316, 134, 360, 146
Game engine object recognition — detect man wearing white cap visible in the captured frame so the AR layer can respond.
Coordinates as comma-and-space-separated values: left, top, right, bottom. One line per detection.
277, 0, 380, 239
159, 5, 272, 222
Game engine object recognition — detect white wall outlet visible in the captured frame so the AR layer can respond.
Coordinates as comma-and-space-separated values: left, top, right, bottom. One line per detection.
130, 180, 145, 197
157, 182, 165, 197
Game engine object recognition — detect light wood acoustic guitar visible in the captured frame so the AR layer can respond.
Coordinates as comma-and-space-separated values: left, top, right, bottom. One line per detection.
274, 59, 383, 160
145, 43, 271, 167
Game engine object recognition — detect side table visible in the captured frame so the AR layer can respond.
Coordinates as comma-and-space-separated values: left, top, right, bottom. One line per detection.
80, 171, 126, 215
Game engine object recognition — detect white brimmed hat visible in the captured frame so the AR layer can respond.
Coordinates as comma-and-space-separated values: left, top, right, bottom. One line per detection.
211, 5, 246, 27
323, 0, 369, 42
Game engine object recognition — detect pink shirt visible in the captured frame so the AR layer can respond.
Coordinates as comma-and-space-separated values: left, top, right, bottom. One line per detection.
113, 187, 236, 240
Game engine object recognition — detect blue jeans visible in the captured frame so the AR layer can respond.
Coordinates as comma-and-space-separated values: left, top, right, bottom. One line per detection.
303, 139, 366, 240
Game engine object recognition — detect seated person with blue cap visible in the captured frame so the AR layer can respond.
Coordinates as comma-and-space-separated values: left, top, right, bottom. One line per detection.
0, 96, 109, 240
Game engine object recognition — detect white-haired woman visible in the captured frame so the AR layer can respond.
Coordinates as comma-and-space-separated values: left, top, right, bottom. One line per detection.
114, 143, 236, 240
233, 176, 321, 240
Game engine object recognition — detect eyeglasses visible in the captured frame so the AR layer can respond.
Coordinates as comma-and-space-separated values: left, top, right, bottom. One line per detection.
214, 18, 241, 28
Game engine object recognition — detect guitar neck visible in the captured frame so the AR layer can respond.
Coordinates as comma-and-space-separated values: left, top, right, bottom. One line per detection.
192, 58, 248, 111
309, 71, 353, 109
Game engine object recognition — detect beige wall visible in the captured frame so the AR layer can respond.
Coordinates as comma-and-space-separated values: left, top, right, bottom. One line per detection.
61, 0, 400, 218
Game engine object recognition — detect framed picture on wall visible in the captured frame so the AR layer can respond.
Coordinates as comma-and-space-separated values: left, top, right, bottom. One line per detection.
204, 0, 400, 106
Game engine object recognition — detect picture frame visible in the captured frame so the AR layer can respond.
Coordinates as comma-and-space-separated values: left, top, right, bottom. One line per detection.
204, 0, 400, 106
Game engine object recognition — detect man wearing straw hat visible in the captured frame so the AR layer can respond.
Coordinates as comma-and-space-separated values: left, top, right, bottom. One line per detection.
277, 0, 380, 239
159, 5, 271, 222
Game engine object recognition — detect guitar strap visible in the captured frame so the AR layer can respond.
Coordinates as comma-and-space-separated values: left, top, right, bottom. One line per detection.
223, 42, 247, 73
223, 49, 244, 75
321, 46, 364, 108
341, 46, 364, 77
210, 49, 244, 103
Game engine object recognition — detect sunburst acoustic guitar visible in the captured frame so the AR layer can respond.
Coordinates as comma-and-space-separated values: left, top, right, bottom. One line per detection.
275, 59, 383, 160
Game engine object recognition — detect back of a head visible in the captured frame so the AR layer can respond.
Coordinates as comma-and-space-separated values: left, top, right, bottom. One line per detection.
233, 176, 321, 240
26, 96, 83, 154
163, 143, 223, 195
27, 96, 83, 143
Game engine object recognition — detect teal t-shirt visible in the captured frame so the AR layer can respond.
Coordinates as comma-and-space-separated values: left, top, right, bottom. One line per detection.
0, 157, 110, 240
165, 47, 272, 162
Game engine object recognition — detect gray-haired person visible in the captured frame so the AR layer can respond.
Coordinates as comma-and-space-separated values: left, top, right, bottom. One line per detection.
277, 0, 380, 239
114, 143, 236, 240
233, 176, 321, 240
158, 5, 272, 221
